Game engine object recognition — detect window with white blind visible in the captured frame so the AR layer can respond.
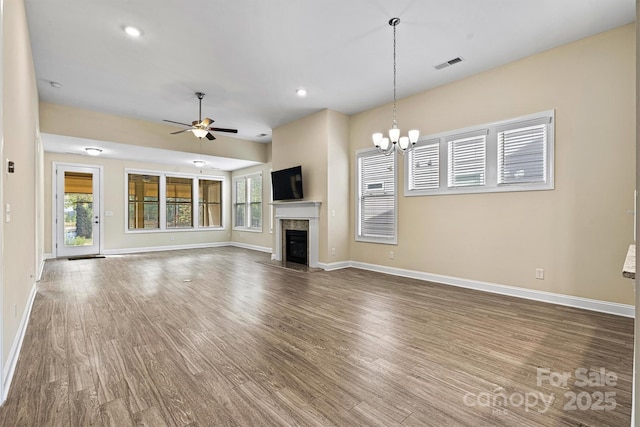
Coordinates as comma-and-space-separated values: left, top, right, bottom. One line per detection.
447, 132, 487, 188
408, 142, 439, 191
497, 120, 548, 185
404, 110, 554, 196
356, 149, 397, 244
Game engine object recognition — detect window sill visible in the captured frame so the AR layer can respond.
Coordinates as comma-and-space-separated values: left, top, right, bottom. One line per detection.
125, 227, 225, 234
355, 236, 397, 245
233, 227, 263, 234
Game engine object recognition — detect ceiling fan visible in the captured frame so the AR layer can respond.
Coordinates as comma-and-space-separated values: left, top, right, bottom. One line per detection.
163, 92, 238, 140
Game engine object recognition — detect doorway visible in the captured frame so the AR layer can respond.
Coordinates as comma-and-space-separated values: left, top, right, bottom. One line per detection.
55, 164, 102, 257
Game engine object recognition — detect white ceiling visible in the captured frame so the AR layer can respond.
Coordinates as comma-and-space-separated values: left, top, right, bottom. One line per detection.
26, 0, 635, 160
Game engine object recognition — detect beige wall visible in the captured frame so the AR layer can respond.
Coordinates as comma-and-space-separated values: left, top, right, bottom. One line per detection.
272, 109, 350, 264
231, 161, 274, 250
2, 0, 43, 366
44, 152, 232, 254
349, 24, 636, 305
326, 110, 350, 262
40, 103, 269, 164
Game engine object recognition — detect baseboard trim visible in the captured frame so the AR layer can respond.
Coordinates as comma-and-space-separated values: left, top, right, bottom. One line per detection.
229, 242, 272, 254
349, 261, 635, 318
318, 261, 351, 271
102, 242, 231, 255
2, 282, 38, 404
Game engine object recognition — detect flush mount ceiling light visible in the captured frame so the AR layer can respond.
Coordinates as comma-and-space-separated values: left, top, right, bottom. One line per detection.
193, 160, 206, 167
123, 25, 142, 38
296, 88, 307, 97
372, 18, 420, 155
85, 147, 102, 156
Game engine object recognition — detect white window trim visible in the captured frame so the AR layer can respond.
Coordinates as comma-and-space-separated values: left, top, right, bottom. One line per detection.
405, 110, 555, 196
124, 168, 225, 234
355, 147, 398, 245
233, 172, 263, 232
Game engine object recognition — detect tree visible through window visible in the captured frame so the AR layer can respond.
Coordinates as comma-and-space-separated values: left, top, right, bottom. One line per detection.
166, 177, 193, 228
234, 173, 262, 230
199, 179, 222, 227
128, 174, 159, 229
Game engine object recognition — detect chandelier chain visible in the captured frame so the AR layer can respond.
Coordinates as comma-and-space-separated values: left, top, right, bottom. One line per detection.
392, 21, 397, 127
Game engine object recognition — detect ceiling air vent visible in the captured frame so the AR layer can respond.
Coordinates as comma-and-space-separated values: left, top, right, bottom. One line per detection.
435, 57, 464, 70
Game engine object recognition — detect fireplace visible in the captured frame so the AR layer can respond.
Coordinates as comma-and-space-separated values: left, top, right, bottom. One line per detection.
273, 201, 321, 268
286, 230, 308, 265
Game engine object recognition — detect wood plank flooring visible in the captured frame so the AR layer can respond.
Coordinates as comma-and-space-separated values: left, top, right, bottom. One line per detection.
0, 247, 634, 426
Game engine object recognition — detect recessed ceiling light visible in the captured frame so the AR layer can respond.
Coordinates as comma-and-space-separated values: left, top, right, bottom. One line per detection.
296, 88, 307, 97
193, 160, 206, 167
49, 81, 62, 89
85, 148, 102, 156
123, 25, 142, 38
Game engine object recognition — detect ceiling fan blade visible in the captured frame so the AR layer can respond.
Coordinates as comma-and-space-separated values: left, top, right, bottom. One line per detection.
170, 128, 193, 135
163, 119, 192, 127
201, 118, 214, 127
205, 132, 216, 141
209, 127, 238, 133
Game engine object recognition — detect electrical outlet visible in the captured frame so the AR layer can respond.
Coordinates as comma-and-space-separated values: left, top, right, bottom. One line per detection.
331, 247, 336, 256
170, 236, 175, 241
389, 251, 394, 259
535, 268, 544, 280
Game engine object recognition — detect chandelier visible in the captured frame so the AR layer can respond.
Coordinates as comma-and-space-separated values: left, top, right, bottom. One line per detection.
372, 18, 419, 155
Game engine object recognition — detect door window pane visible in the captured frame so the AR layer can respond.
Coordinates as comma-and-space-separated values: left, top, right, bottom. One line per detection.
64, 172, 94, 246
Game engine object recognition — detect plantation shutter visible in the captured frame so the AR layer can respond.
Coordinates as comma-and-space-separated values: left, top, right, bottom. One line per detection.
497, 122, 547, 185
358, 151, 395, 240
409, 142, 439, 190
448, 132, 487, 188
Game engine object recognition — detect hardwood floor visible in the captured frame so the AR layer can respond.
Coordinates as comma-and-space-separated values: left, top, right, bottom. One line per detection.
0, 247, 634, 426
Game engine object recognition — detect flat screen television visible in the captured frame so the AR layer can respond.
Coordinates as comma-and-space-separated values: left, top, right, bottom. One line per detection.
271, 166, 303, 201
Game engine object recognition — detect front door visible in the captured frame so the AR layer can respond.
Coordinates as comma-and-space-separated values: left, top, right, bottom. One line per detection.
55, 165, 101, 257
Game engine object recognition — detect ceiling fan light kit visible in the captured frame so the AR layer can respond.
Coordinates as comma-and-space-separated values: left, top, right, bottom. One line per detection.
164, 92, 238, 141
372, 18, 420, 156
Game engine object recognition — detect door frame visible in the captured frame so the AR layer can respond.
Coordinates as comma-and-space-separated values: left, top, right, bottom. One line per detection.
52, 162, 104, 258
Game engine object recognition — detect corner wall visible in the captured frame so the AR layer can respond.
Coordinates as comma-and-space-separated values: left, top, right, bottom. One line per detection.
349, 24, 636, 305
2, 0, 42, 379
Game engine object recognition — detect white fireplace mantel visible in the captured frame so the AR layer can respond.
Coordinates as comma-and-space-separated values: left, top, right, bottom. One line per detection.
273, 201, 321, 268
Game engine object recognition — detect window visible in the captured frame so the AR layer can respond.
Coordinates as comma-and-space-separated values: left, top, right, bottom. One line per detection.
497, 121, 547, 185
199, 179, 222, 228
405, 110, 554, 196
447, 132, 487, 188
408, 141, 439, 191
128, 174, 159, 229
356, 149, 396, 244
234, 173, 262, 231
166, 177, 193, 228
125, 170, 223, 232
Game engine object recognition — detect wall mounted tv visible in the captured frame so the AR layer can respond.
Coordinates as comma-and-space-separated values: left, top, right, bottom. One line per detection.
271, 166, 304, 201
